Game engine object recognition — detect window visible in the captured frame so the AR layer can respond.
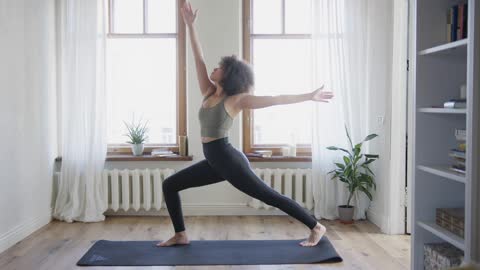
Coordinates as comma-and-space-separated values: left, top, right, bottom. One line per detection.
243, 0, 313, 156
106, 0, 186, 154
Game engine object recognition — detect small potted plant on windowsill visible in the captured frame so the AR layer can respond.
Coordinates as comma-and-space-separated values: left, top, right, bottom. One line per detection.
123, 118, 149, 156
326, 125, 379, 224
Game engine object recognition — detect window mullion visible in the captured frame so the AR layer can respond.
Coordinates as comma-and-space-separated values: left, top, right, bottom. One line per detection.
281, 0, 285, 34
109, 0, 115, 33
143, 0, 148, 34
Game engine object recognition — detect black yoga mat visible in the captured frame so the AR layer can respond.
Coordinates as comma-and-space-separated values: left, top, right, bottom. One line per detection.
77, 237, 342, 266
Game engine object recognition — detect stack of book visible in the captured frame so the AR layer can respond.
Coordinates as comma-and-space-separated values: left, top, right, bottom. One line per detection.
151, 148, 178, 157
449, 129, 466, 174
444, 98, 466, 109
446, 3, 468, 42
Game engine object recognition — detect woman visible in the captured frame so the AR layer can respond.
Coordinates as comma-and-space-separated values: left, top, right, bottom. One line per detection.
157, 1, 334, 247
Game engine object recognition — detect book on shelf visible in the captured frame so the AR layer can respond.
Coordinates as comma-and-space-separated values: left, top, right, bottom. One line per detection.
452, 5, 458, 41
449, 165, 466, 174
450, 148, 466, 159
447, 9, 452, 42
447, 3, 468, 42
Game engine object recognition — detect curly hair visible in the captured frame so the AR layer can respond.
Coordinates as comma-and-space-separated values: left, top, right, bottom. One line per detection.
218, 55, 254, 95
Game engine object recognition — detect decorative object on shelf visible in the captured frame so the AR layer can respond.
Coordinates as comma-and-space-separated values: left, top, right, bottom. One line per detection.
123, 118, 149, 156
460, 83, 467, 99
423, 242, 464, 270
326, 125, 379, 224
455, 128, 467, 141
288, 132, 297, 157
436, 208, 465, 238
179, 135, 188, 156
281, 146, 290, 156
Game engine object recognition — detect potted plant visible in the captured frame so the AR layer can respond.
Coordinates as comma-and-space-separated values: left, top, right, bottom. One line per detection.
326, 125, 379, 224
123, 118, 149, 156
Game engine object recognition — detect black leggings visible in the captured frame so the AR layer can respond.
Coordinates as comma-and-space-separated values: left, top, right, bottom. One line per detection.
162, 137, 318, 232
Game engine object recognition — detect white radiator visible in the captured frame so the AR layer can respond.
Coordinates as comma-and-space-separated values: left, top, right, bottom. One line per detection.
247, 168, 314, 210
103, 168, 175, 212
54, 168, 313, 213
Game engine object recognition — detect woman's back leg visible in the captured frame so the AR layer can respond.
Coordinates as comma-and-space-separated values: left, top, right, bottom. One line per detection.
162, 159, 225, 233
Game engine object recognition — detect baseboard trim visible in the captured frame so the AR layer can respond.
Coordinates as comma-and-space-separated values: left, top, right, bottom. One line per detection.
0, 209, 52, 254
105, 203, 315, 217
367, 208, 385, 232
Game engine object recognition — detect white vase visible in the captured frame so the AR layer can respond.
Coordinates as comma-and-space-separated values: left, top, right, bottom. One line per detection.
131, 143, 144, 156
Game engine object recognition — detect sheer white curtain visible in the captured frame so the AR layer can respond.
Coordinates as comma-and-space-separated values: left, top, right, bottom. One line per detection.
310, 0, 393, 220
53, 0, 108, 222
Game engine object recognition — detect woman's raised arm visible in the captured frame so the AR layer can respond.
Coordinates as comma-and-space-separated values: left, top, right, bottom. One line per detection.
181, 1, 215, 96
236, 86, 333, 110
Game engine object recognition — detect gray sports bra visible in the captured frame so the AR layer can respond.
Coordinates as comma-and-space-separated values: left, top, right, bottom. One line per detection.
198, 93, 233, 138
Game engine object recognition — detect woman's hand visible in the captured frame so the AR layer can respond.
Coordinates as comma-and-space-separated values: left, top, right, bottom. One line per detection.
310, 85, 334, 103
181, 1, 198, 26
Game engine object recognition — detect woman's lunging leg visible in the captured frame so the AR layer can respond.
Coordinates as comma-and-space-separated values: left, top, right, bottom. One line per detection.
229, 168, 317, 229
226, 168, 326, 246
210, 147, 326, 246
158, 159, 224, 246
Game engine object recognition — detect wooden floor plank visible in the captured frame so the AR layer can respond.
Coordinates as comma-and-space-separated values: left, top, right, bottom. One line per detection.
0, 216, 410, 270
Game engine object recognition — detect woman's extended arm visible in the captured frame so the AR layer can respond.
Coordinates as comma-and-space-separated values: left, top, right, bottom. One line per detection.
237, 86, 334, 110
181, 2, 214, 95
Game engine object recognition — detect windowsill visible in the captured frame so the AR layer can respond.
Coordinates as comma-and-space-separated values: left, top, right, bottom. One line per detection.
55, 154, 194, 162
246, 156, 312, 162
54, 155, 311, 162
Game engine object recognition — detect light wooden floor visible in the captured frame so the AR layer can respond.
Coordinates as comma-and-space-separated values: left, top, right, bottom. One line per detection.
0, 216, 410, 270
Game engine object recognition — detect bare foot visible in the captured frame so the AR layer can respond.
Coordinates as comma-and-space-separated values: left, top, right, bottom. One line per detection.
299, 222, 326, 247
156, 231, 190, 247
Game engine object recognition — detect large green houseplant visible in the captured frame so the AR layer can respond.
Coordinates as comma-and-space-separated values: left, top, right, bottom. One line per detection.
326, 125, 379, 224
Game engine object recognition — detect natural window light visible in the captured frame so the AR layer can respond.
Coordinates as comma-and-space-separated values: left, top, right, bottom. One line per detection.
106, 0, 180, 145
249, 0, 313, 146
252, 39, 312, 145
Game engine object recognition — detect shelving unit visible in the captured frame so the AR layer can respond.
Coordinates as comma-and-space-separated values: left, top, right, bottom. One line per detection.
417, 221, 465, 250
411, 0, 479, 269
417, 165, 466, 183
418, 107, 466, 114
418, 38, 468, 55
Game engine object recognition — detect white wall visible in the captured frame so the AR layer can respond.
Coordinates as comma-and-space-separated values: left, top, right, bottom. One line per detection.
0, 0, 57, 254
0, 1, 393, 254
364, 0, 395, 232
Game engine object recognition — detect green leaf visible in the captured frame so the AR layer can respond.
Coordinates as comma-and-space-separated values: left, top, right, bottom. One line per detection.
363, 134, 378, 142
362, 159, 376, 165
344, 124, 354, 150
358, 186, 373, 201
353, 154, 362, 164
365, 166, 375, 176
123, 117, 149, 144
335, 163, 345, 169
365, 154, 379, 159
326, 146, 352, 157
